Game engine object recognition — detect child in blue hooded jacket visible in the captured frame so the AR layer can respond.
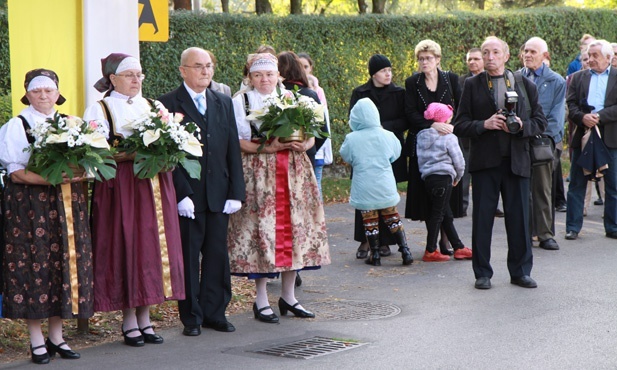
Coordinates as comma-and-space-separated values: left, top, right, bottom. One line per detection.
340, 98, 413, 266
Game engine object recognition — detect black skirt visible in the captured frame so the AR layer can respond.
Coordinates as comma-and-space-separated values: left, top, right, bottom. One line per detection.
2, 180, 93, 319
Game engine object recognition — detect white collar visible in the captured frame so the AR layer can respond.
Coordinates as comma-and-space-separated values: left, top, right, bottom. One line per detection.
184, 82, 206, 102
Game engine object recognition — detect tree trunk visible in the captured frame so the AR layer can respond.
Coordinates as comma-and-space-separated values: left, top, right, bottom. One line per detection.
221, 0, 229, 12
290, 0, 302, 14
256, 0, 273, 14
357, 0, 368, 13
173, 0, 192, 10
372, 0, 386, 13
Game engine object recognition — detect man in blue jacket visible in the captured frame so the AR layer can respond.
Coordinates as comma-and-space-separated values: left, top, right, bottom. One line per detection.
520, 37, 566, 251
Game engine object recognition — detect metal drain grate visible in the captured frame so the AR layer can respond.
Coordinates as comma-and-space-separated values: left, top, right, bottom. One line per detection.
310, 299, 401, 320
254, 336, 366, 359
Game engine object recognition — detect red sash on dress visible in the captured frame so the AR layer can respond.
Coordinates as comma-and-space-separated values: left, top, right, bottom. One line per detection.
274, 150, 293, 267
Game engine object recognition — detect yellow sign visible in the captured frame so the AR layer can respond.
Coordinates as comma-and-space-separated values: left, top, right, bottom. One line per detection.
8, 0, 84, 116
138, 0, 169, 42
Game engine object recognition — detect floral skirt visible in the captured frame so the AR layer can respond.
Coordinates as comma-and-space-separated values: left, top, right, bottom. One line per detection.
2, 181, 93, 319
228, 150, 330, 274
91, 163, 185, 311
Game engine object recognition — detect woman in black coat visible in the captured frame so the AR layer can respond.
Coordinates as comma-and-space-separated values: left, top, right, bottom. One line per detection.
404, 40, 466, 260
349, 54, 408, 259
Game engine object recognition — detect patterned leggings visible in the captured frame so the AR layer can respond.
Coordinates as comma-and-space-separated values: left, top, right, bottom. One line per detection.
360, 206, 404, 236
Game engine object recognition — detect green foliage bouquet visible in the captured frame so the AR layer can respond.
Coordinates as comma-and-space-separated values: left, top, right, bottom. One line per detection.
247, 87, 328, 150
121, 106, 202, 180
25, 113, 117, 186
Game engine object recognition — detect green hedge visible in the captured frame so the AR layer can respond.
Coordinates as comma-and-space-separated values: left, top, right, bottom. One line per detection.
1, 8, 617, 161
139, 8, 617, 162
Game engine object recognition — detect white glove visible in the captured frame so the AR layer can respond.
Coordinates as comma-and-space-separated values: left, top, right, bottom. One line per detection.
177, 196, 195, 219
223, 199, 242, 214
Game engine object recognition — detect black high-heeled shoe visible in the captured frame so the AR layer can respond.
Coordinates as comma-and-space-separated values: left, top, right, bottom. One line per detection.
46, 338, 80, 359
278, 297, 315, 318
122, 326, 145, 347
139, 325, 164, 344
30, 344, 50, 365
252, 303, 279, 323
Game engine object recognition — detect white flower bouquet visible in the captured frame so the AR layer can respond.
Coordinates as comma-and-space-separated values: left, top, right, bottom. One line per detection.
121, 106, 202, 179
25, 113, 116, 185
247, 87, 328, 151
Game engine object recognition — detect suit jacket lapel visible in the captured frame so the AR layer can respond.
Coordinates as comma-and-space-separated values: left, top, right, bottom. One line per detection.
205, 89, 220, 128
578, 70, 592, 106
479, 71, 497, 111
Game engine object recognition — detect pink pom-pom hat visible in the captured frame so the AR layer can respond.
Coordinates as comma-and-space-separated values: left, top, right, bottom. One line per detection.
424, 102, 454, 123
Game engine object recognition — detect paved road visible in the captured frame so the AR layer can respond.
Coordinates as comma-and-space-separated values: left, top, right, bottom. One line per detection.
2, 196, 617, 369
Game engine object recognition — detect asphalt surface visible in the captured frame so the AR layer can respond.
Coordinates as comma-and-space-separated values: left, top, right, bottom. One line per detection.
2, 194, 617, 369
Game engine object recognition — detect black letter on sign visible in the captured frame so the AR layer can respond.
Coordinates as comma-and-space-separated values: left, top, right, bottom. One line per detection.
138, 0, 158, 34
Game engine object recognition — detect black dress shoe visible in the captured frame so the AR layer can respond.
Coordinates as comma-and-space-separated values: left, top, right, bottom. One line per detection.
46, 338, 80, 359
539, 238, 559, 250
182, 325, 201, 336
295, 272, 302, 287
356, 244, 368, 259
139, 326, 164, 344
474, 277, 491, 290
495, 208, 504, 217
556, 204, 567, 212
510, 275, 538, 288
30, 344, 50, 365
594, 198, 604, 206
565, 231, 578, 240
253, 303, 279, 323
378, 245, 392, 257
278, 297, 315, 318
122, 326, 145, 347
607, 232, 617, 239
439, 240, 454, 256
202, 320, 236, 332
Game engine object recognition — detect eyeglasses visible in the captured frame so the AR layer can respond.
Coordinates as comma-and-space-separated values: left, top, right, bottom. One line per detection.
183, 64, 214, 71
418, 56, 436, 63
115, 73, 145, 81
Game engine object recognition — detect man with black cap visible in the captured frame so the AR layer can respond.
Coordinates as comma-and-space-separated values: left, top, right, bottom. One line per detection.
348, 54, 409, 262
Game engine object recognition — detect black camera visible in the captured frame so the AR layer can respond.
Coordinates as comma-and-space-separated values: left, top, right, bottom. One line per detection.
500, 91, 520, 134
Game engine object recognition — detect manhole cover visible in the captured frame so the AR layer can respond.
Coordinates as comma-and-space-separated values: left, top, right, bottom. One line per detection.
311, 299, 401, 320
254, 336, 366, 359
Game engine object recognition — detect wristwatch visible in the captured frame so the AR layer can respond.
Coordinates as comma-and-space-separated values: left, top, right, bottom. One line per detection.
596, 113, 601, 121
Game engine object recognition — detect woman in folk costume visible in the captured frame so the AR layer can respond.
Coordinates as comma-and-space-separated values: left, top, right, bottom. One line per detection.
0, 69, 92, 364
228, 53, 330, 324
83, 53, 184, 347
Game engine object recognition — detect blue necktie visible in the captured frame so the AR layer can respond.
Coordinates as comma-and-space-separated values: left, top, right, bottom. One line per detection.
195, 94, 206, 115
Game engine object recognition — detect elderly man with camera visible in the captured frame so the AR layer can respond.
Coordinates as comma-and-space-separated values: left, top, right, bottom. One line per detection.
453, 36, 547, 290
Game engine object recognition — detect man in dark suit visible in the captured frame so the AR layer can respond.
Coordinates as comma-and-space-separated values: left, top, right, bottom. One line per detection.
565, 39, 617, 241
158, 47, 245, 336
453, 36, 547, 290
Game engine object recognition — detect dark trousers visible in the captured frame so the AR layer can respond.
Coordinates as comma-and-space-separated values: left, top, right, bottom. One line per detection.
178, 210, 231, 327
424, 174, 463, 252
460, 138, 471, 214
553, 145, 566, 206
471, 161, 533, 279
